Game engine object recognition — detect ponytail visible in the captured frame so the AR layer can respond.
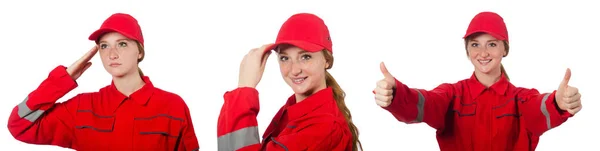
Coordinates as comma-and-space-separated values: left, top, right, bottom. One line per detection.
501, 41, 509, 81
138, 68, 144, 77
136, 41, 145, 77
325, 71, 362, 151
322, 50, 362, 151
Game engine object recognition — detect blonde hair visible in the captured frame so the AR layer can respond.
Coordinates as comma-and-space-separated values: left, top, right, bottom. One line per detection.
322, 50, 363, 151
136, 42, 145, 77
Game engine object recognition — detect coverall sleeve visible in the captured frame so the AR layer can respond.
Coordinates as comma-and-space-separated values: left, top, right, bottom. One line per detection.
516, 88, 572, 136
178, 101, 201, 151
382, 78, 455, 130
217, 87, 348, 151
217, 87, 262, 151
7, 65, 81, 148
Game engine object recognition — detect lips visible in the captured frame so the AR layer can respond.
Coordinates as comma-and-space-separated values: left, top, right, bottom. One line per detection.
478, 59, 491, 65
109, 63, 121, 67
292, 77, 308, 84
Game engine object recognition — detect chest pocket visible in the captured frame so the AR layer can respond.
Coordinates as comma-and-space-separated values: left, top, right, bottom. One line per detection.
492, 97, 522, 145
493, 97, 522, 119
74, 110, 116, 149
134, 114, 184, 150
450, 95, 477, 148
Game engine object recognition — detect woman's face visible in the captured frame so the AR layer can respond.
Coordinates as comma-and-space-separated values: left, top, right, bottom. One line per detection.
466, 33, 506, 75
97, 32, 142, 78
277, 45, 329, 97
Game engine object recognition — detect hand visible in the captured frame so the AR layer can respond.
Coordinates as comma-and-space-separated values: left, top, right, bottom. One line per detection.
66, 46, 98, 80
238, 44, 273, 88
374, 62, 397, 107
556, 68, 582, 115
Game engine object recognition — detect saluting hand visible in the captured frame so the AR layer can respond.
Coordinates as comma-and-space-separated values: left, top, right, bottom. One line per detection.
66, 46, 98, 80
374, 62, 397, 107
238, 44, 273, 88
556, 68, 582, 115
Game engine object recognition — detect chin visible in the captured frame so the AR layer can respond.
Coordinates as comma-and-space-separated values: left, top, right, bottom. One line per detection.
476, 65, 499, 74
105, 69, 127, 77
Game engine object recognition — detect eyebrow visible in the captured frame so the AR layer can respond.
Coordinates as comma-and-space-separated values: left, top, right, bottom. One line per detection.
278, 50, 309, 56
469, 39, 499, 42
98, 39, 131, 43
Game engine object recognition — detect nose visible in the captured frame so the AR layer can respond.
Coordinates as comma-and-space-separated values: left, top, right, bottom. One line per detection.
108, 48, 119, 60
480, 48, 490, 57
290, 61, 302, 76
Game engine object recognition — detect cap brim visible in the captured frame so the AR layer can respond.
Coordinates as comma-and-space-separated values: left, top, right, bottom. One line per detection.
88, 28, 138, 43
264, 40, 325, 53
463, 30, 507, 41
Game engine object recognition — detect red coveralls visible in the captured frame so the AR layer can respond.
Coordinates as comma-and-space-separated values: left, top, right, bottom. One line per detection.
217, 87, 353, 151
7, 65, 200, 151
383, 72, 572, 151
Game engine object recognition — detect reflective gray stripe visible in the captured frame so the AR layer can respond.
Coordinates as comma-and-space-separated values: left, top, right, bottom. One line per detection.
17, 97, 45, 122
411, 89, 425, 123
191, 148, 199, 151
540, 93, 551, 130
217, 126, 260, 151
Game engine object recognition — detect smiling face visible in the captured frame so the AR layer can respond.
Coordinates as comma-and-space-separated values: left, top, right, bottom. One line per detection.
97, 32, 143, 78
466, 33, 507, 75
277, 45, 330, 97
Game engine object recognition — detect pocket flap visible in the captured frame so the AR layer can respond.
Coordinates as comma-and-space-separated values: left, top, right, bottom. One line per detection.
74, 110, 115, 132
134, 114, 184, 138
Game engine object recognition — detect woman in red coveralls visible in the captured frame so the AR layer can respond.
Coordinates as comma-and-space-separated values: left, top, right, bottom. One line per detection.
7, 13, 200, 151
373, 11, 583, 151
217, 13, 362, 151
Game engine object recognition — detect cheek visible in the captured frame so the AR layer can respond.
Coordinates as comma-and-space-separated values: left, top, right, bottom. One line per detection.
279, 63, 290, 76
491, 48, 505, 58
467, 50, 478, 60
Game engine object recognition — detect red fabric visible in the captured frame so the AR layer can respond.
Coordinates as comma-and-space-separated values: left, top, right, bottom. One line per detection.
218, 87, 352, 151
88, 13, 145, 46
264, 13, 333, 53
7, 65, 199, 151
463, 11, 509, 43
383, 72, 572, 151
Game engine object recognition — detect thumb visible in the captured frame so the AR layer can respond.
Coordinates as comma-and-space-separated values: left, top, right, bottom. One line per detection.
380, 62, 394, 82
560, 68, 571, 88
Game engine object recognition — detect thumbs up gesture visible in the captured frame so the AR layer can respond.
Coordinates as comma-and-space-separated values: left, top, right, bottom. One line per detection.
556, 68, 582, 115
374, 62, 397, 107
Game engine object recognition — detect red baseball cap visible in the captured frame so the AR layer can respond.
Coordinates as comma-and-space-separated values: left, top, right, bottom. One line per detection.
264, 13, 332, 54
463, 11, 508, 43
88, 13, 144, 46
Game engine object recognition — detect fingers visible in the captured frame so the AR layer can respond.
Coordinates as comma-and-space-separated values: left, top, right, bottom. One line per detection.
81, 62, 92, 73
374, 93, 392, 107
260, 51, 271, 70
380, 62, 394, 80
560, 68, 571, 88
565, 87, 579, 98
82, 46, 99, 62
377, 79, 394, 90
374, 86, 393, 96
567, 105, 582, 115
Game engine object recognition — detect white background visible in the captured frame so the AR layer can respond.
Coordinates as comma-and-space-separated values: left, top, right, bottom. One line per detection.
1, 0, 598, 150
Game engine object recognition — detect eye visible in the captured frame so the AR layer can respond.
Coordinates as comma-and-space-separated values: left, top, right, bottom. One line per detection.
279, 56, 288, 61
470, 43, 479, 47
100, 43, 108, 49
118, 42, 128, 47
488, 42, 497, 47
301, 54, 312, 60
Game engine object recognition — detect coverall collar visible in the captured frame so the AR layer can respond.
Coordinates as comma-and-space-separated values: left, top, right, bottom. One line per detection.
468, 72, 509, 99
106, 76, 155, 112
284, 87, 335, 121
